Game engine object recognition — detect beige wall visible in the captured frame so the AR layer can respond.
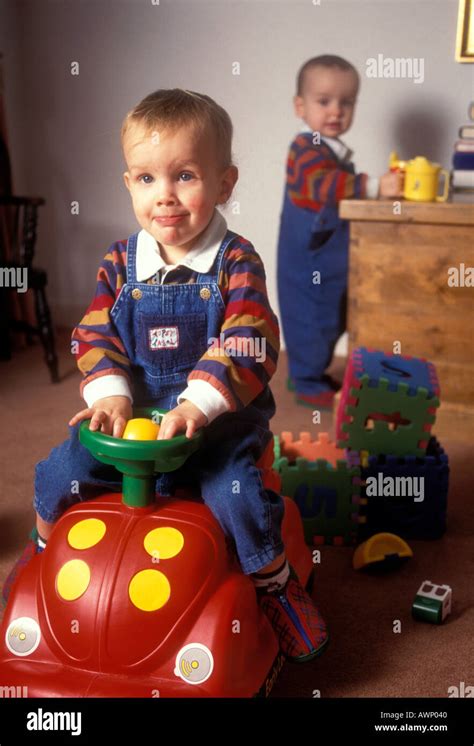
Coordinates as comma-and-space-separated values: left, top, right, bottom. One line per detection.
1, 0, 472, 349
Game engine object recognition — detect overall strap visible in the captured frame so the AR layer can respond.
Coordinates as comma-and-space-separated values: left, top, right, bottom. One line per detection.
126, 232, 140, 283
198, 229, 239, 283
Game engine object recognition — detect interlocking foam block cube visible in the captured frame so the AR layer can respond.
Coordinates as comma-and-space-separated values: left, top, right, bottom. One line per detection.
336, 347, 440, 457
273, 433, 365, 545
358, 436, 449, 541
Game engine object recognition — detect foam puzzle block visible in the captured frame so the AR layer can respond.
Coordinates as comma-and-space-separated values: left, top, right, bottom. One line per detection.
336, 347, 440, 457
273, 433, 365, 545
359, 436, 449, 541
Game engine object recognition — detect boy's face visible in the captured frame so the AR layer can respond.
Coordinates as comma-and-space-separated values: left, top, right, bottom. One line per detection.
294, 66, 358, 138
123, 123, 238, 257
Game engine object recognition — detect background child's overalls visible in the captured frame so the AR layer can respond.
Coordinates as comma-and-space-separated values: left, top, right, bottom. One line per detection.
277, 160, 355, 396
34, 231, 284, 574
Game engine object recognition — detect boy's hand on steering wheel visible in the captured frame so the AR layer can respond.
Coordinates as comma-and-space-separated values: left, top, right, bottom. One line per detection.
158, 401, 208, 440
68, 396, 133, 438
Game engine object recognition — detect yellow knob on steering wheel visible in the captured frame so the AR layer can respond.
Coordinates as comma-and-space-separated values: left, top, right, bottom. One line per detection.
122, 418, 160, 441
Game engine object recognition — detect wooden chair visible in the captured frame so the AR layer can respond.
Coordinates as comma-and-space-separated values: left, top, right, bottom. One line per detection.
0, 195, 59, 382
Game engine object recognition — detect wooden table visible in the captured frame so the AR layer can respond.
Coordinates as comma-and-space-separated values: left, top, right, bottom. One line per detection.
339, 199, 474, 439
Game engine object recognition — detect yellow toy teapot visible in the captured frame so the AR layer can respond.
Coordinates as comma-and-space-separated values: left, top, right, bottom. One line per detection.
389, 151, 450, 202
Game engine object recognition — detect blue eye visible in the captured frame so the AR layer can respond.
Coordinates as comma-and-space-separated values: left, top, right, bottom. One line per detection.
139, 174, 153, 184
179, 172, 193, 182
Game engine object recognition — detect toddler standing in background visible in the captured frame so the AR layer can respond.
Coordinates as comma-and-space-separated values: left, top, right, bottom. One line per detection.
277, 55, 403, 408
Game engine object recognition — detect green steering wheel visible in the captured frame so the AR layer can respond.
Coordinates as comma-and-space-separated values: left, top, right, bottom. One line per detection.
78, 407, 203, 507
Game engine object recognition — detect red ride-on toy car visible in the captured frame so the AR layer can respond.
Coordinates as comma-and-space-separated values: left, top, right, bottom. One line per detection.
0, 408, 315, 697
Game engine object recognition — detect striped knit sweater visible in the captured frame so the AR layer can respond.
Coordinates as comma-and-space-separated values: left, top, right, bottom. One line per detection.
286, 133, 368, 210
71, 234, 280, 414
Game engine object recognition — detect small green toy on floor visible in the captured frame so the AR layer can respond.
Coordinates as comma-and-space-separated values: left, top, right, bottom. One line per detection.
412, 581, 452, 624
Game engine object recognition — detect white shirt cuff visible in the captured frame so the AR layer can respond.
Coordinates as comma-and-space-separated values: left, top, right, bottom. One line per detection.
82, 375, 133, 408
177, 380, 231, 423
366, 176, 380, 199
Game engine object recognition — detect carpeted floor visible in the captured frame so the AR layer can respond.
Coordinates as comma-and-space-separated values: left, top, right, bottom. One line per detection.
0, 330, 472, 697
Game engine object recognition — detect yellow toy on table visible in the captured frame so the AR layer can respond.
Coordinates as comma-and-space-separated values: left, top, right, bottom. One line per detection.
389, 151, 450, 202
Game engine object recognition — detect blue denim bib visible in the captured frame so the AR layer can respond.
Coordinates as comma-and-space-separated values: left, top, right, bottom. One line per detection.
109, 230, 275, 425
108, 230, 233, 408
277, 157, 355, 279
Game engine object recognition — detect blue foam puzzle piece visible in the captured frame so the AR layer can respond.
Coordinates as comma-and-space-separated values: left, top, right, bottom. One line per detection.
294, 484, 338, 519
359, 436, 449, 540
356, 348, 438, 398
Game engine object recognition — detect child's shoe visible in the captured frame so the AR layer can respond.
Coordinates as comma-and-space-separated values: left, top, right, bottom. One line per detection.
295, 374, 340, 409
2, 527, 44, 605
295, 390, 336, 409
258, 569, 329, 662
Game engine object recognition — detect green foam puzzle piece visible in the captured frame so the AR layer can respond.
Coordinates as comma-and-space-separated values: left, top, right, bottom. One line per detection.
337, 375, 439, 456
274, 455, 361, 545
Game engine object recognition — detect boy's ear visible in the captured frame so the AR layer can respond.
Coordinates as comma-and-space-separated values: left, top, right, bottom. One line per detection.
293, 95, 304, 118
123, 172, 131, 191
217, 165, 239, 205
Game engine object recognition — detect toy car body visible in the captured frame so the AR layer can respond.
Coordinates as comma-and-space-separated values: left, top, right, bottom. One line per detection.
1, 491, 312, 697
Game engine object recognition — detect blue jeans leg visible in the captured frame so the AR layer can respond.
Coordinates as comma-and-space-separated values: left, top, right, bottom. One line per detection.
34, 424, 122, 523
185, 420, 285, 575
279, 236, 347, 395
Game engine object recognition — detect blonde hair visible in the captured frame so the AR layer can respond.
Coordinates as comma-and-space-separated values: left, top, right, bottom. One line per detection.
121, 88, 234, 170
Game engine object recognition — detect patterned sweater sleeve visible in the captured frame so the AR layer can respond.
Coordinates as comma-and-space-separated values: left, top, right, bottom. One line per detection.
71, 241, 132, 401
287, 134, 368, 210
186, 239, 280, 411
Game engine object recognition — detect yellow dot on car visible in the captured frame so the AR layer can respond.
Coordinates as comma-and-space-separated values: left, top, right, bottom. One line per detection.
122, 418, 160, 440
144, 527, 184, 560
56, 560, 91, 601
129, 569, 170, 612
68, 519, 107, 550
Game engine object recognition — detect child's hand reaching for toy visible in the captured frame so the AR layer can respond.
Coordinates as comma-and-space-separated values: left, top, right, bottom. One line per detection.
68, 395, 133, 437
378, 171, 404, 198
158, 401, 208, 440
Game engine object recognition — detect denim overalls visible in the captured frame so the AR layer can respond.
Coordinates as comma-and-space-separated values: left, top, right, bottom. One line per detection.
34, 230, 284, 574
277, 159, 355, 396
